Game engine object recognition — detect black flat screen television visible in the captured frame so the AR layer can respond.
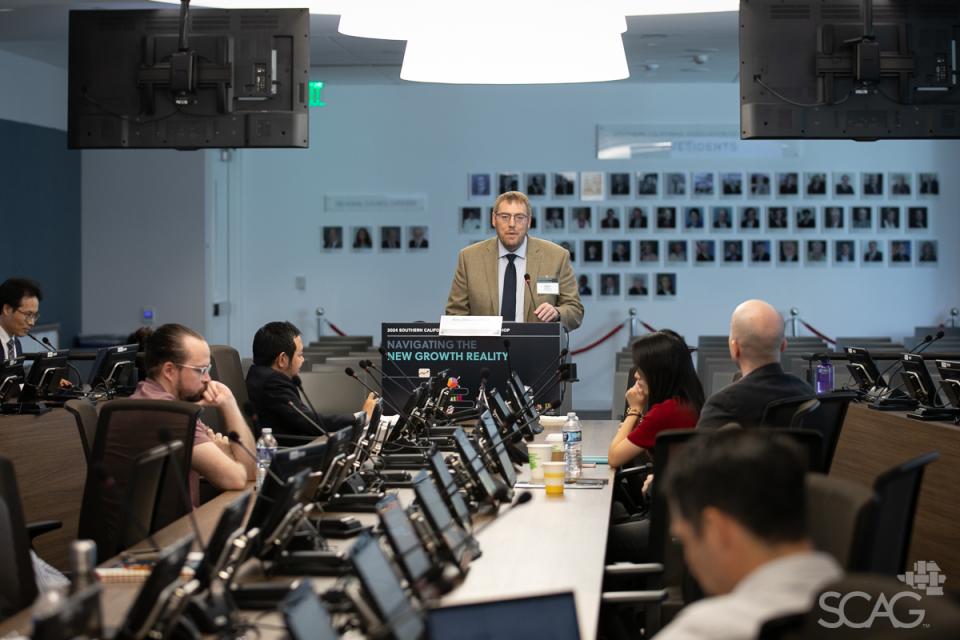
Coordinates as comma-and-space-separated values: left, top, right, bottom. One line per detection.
68, 8, 309, 149
740, 1, 960, 140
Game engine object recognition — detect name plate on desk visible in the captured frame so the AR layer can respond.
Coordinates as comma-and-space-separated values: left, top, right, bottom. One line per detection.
439, 315, 502, 337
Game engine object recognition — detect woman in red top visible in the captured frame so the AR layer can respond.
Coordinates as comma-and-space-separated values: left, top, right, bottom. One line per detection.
607, 330, 704, 468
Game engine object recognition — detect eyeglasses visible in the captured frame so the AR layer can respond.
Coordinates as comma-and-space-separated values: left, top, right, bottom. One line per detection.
177, 363, 212, 377
15, 309, 39, 322
494, 213, 529, 224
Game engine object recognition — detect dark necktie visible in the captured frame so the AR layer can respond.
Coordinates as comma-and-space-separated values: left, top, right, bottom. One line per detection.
6, 339, 15, 360
501, 253, 518, 322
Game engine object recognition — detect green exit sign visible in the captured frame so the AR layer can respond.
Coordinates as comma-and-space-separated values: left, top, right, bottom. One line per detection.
309, 81, 327, 107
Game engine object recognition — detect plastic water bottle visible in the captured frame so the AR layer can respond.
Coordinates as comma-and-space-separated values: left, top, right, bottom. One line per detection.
255, 428, 277, 491
815, 358, 834, 394
562, 412, 582, 483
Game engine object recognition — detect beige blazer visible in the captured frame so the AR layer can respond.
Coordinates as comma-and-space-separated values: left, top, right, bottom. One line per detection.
444, 236, 584, 331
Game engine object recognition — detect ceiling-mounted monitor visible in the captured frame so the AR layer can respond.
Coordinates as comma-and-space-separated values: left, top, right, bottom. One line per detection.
68, 7, 309, 149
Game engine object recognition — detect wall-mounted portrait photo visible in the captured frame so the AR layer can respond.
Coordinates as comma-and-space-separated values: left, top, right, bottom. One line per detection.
767, 206, 788, 230
626, 274, 649, 297
918, 172, 939, 196
667, 240, 688, 263
778, 240, 800, 264
664, 172, 687, 196
889, 172, 912, 196
380, 226, 402, 250
806, 240, 828, 265
460, 206, 483, 233
721, 172, 743, 196
559, 240, 576, 263
655, 273, 677, 297
712, 206, 733, 229
610, 240, 632, 263
694, 240, 716, 264
408, 226, 429, 249
577, 273, 593, 296
739, 206, 761, 230
918, 240, 938, 264
526, 172, 547, 197
833, 172, 856, 196
553, 172, 577, 197
794, 207, 817, 231
907, 207, 929, 230
861, 172, 884, 196
322, 225, 343, 250
497, 172, 520, 195
805, 173, 827, 196
599, 206, 622, 230
351, 226, 374, 250
637, 172, 660, 196
639, 240, 660, 263
600, 273, 621, 297
583, 240, 604, 263
851, 206, 873, 230
627, 206, 648, 229
750, 240, 772, 263
692, 172, 715, 196
469, 173, 491, 198
656, 206, 677, 230
862, 240, 884, 263
723, 240, 744, 263
580, 171, 605, 200
834, 240, 856, 264
684, 206, 705, 230
749, 172, 771, 196
879, 206, 900, 230
570, 206, 593, 232
823, 206, 844, 230
609, 172, 631, 196
544, 206, 566, 231
890, 240, 912, 264
777, 172, 799, 196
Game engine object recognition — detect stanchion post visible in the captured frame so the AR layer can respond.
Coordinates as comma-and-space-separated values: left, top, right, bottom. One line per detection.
950, 307, 959, 329
789, 307, 800, 338
316, 307, 325, 339
628, 308, 637, 344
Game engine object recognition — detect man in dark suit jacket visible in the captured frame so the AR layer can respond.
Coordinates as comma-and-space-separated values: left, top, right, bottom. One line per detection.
0, 278, 42, 360
697, 300, 814, 429
245, 322, 376, 439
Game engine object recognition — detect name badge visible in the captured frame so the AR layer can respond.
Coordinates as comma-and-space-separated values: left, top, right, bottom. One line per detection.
537, 277, 560, 295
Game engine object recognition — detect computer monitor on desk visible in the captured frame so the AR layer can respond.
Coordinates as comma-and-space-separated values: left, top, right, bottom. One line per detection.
88, 343, 139, 395
845, 347, 887, 392
20, 350, 70, 401
936, 361, 960, 409
900, 354, 940, 407
0, 357, 25, 403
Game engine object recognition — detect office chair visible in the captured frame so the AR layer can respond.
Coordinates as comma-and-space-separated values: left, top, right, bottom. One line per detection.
758, 573, 960, 639
851, 451, 940, 576
78, 399, 200, 557
112, 442, 184, 555
806, 391, 857, 471
64, 398, 98, 464
805, 473, 874, 569
760, 395, 819, 429
0, 456, 39, 620
210, 345, 253, 429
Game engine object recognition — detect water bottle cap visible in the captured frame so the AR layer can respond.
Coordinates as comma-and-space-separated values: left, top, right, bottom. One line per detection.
567, 412, 576, 418
262, 428, 272, 434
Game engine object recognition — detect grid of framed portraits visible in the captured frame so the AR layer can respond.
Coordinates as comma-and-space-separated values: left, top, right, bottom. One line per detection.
461, 170, 941, 299
321, 225, 431, 251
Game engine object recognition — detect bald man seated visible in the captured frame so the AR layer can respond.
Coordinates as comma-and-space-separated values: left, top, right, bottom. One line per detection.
697, 300, 814, 429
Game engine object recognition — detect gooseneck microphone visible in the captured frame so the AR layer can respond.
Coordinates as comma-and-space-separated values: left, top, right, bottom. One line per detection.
357, 360, 386, 394
292, 376, 322, 422
523, 274, 540, 311
529, 347, 570, 391
227, 431, 286, 487
875, 334, 932, 384
157, 428, 208, 555
286, 400, 329, 436
26, 333, 52, 351
377, 346, 417, 393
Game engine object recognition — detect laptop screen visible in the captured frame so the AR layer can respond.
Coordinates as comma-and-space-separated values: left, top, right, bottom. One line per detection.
426, 592, 580, 640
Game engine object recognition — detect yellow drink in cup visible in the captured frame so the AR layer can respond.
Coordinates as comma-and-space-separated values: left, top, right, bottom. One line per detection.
543, 461, 565, 497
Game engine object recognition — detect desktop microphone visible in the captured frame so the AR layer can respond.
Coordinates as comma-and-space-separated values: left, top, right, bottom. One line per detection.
292, 376, 322, 421
344, 368, 426, 434
377, 346, 417, 393
875, 334, 933, 384
157, 428, 208, 555
529, 347, 570, 391
471, 490, 533, 535
357, 360, 386, 394
286, 400, 330, 436
26, 333, 51, 351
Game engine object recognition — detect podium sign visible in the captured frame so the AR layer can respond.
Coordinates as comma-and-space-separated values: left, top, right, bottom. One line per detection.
380, 322, 563, 415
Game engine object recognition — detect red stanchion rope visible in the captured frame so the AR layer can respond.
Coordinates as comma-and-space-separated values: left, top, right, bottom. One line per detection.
641, 321, 657, 333
571, 323, 626, 356
325, 319, 347, 337
799, 319, 836, 346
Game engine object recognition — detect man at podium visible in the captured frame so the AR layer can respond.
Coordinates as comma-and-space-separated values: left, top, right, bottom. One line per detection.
445, 191, 584, 331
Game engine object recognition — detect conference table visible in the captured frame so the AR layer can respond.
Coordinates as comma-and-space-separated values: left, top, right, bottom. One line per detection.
0, 420, 620, 640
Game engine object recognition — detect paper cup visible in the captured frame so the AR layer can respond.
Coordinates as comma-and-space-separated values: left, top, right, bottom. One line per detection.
543, 461, 566, 497
527, 444, 553, 482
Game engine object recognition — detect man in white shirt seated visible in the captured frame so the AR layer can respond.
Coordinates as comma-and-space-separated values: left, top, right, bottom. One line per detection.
656, 429, 842, 640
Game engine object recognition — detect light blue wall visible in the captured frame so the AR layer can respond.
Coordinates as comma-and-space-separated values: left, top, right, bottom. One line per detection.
219, 79, 960, 410
0, 50, 66, 130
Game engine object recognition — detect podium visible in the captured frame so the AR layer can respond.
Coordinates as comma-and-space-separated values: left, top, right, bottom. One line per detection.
380, 322, 569, 415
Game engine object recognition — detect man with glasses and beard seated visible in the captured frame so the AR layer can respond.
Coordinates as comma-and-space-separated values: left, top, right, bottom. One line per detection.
130, 323, 256, 505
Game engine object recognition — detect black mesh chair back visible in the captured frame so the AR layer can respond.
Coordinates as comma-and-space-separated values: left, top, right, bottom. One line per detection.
0, 456, 38, 620
79, 399, 200, 556
852, 451, 940, 575
64, 398, 99, 464
760, 394, 816, 429
648, 429, 701, 566
805, 391, 856, 471
210, 345, 252, 428
116, 441, 184, 553
805, 473, 874, 569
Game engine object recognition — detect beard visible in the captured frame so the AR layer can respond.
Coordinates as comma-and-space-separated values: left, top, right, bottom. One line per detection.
177, 378, 207, 403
